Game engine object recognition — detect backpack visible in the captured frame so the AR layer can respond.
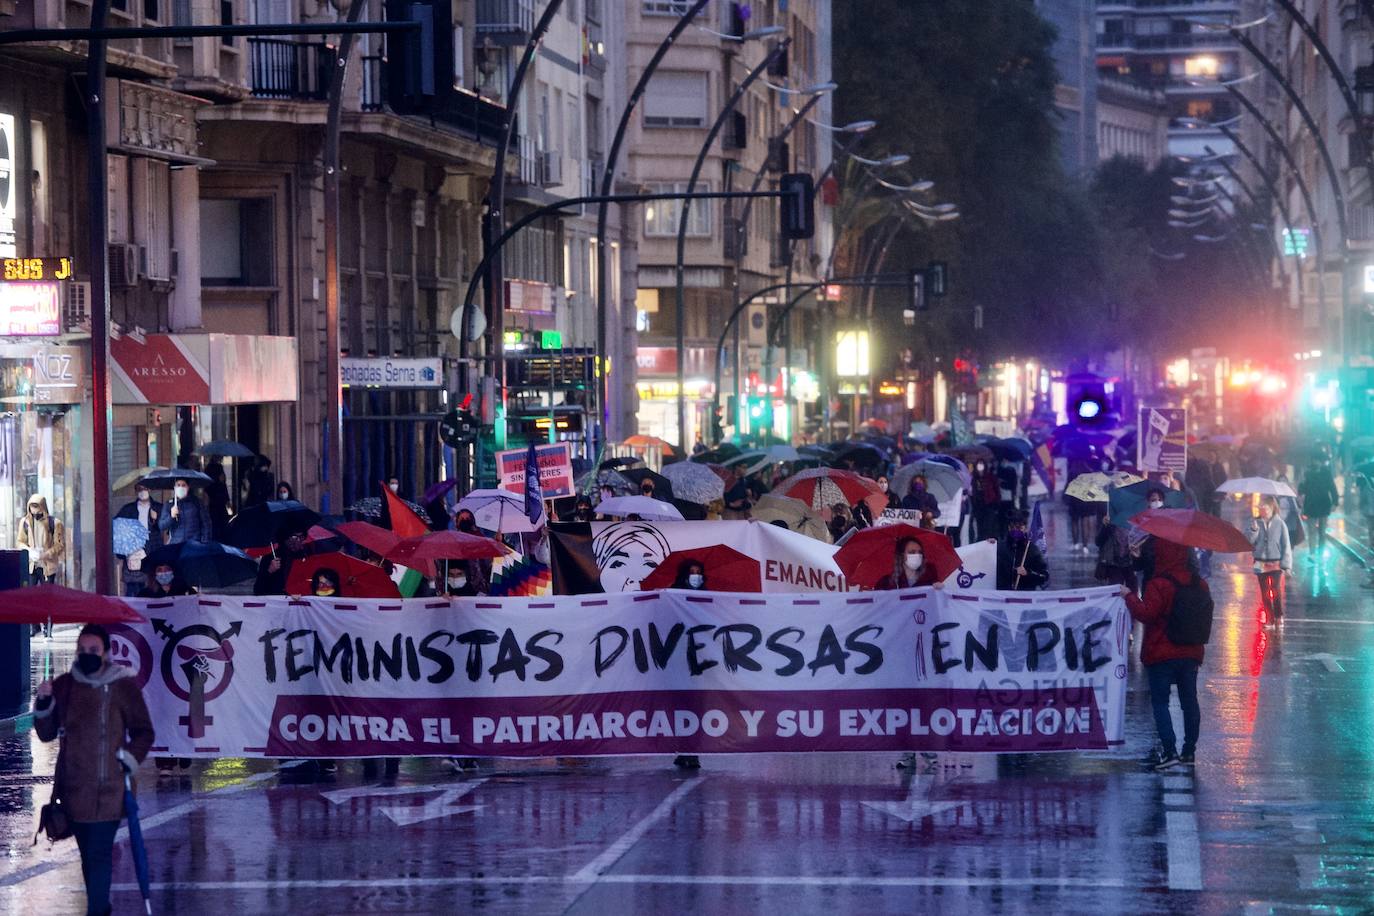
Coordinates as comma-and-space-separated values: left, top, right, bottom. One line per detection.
1164, 573, 1213, 646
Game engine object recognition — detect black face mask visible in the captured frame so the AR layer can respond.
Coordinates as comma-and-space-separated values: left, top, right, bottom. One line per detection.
75, 652, 103, 676
458, 520, 476, 533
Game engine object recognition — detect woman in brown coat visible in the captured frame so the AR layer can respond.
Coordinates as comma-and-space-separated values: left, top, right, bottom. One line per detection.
33, 623, 155, 916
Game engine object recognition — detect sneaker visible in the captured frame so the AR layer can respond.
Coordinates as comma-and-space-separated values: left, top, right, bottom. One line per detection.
1178, 753, 1195, 766
1153, 753, 1183, 771
1142, 746, 1171, 768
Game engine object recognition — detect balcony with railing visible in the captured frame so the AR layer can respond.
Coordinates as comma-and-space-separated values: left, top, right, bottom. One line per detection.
354, 56, 507, 144
248, 38, 333, 100
476, 0, 535, 45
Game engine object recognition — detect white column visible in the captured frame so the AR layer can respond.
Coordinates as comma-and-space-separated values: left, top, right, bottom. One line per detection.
169, 165, 203, 330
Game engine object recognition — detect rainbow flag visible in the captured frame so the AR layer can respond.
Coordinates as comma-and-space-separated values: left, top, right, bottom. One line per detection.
489, 551, 552, 597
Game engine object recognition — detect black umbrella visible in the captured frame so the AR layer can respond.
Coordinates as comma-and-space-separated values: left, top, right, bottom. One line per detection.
147, 541, 259, 589
138, 468, 212, 490
344, 496, 432, 524
195, 439, 255, 459
225, 499, 322, 549
599, 456, 643, 470
620, 467, 675, 501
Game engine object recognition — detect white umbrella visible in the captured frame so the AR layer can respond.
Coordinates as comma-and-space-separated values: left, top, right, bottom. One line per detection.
892, 460, 964, 503
595, 495, 685, 521
661, 461, 726, 504
1216, 477, 1297, 498
457, 488, 543, 533
723, 444, 802, 469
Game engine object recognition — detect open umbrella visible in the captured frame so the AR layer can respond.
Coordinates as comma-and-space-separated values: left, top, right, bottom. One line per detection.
985, 437, 1032, 461
194, 439, 255, 459
148, 541, 259, 589
385, 530, 509, 566
123, 771, 153, 915
1108, 480, 1189, 527
692, 443, 742, 465
639, 545, 763, 592
113, 465, 159, 492
113, 518, 150, 557
1065, 471, 1145, 504
909, 421, 938, 444
749, 494, 830, 542
456, 488, 542, 533
225, 499, 322, 549
286, 553, 402, 598
422, 479, 460, 505
599, 456, 644, 470
833, 524, 961, 589
775, 468, 885, 516
828, 441, 888, 470
335, 521, 400, 557
660, 461, 726, 504
622, 434, 676, 451
137, 468, 212, 490
0, 584, 145, 625
940, 444, 995, 466
1216, 477, 1298, 498
1130, 508, 1253, 552
593, 495, 685, 521
892, 460, 963, 502
344, 496, 431, 524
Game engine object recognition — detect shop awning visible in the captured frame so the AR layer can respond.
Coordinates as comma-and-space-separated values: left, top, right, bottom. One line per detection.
111, 333, 298, 405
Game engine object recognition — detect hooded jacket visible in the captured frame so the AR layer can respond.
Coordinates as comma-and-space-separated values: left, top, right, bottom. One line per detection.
1124, 539, 1207, 666
17, 496, 65, 577
33, 661, 155, 822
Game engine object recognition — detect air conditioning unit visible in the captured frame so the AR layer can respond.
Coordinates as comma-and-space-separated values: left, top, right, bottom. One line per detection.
64, 281, 91, 332
140, 244, 173, 288
108, 243, 141, 288
540, 150, 563, 187
766, 138, 790, 173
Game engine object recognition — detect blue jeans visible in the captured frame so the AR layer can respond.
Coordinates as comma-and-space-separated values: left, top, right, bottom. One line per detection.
71, 819, 119, 916
1146, 658, 1200, 757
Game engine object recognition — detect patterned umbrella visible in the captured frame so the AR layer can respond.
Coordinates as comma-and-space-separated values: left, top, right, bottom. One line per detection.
661, 461, 726, 504
775, 468, 885, 515
345, 496, 431, 524
457, 488, 542, 533
113, 517, 149, 557
749, 494, 830, 542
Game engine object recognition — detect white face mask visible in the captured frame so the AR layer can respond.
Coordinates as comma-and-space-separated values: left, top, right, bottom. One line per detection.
389, 482, 400, 494
278, 490, 290, 500
904, 553, 923, 571
137, 490, 150, 503
448, 576, 466, 590
688, 573, 704, 589
1148, 500, 1163, 510
174, 486, 189, 500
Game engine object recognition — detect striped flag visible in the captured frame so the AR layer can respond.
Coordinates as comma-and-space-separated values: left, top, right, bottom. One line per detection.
382, 483, 429, 597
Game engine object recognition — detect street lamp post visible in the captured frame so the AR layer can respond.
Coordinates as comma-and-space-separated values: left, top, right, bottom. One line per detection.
672, 39, 791, 451
593, 0, 712, 453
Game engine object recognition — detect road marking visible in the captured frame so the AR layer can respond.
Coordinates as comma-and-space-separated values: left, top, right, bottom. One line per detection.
862, 774, 967, 823
1270, 617, 1374, 626
1294, 853, 1322, 889
111, 873, 1130, 892
1165, 809, 1203, 890
571, 778, 704, 881
321, 779, 488, 826
1162, 792, 1193, 807
1293, 653, 1346, 672
1162, 776, 1193, 791
1, 768, 278, 887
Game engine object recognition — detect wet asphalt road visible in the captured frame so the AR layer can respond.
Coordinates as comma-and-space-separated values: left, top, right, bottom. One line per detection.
3, 503, 1374, 914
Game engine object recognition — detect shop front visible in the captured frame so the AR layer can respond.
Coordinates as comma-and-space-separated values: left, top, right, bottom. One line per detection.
110, 332, 299, 507
0, 343, 85, 587
634, 347, 715, 448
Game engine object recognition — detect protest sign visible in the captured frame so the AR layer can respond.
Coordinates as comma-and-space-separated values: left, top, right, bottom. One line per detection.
548, 521, 997, 594
497, 443, 575, 499
1137, 407, 1187, 474
115, 586, 1128, 759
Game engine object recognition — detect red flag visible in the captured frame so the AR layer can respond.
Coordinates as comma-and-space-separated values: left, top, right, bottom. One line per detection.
381, 484, 429, 538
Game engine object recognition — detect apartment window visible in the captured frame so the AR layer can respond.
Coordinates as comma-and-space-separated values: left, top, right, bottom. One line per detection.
1185, 99, 1215, 120
644, 72, 708, 127
200, 198, 273, 286
645, 182, 712, 237
1183, 55, 1220, 77
144, 0, 161, 20
643, 0, 700, 15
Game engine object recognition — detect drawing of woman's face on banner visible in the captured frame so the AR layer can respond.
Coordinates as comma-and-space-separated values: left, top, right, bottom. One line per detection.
592, 522, 671, 593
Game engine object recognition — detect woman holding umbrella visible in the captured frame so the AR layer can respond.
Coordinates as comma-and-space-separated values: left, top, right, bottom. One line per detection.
874, 538, 942, 590
137, 562, 194, 598
671, 559, 708, 590
33, 624, 155, 916
1248, 496, 1292, 627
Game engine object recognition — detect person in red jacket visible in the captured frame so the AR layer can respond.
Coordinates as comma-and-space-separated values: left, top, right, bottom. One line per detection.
1121, 538, 1205, 771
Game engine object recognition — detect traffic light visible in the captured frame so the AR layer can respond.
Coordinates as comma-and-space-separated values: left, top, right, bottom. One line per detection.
909, 268, 928, 312
779, 172, 815, 240
384, 0, 455, 115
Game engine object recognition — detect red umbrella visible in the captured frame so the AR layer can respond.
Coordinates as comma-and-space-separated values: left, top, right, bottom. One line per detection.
336, 521, 400, 557
385, 530, 509, 566
1130, 508, 1253, 553
639, 545, 763, 593
306, 525, 339, 544
775, 467, 886, 517
833, 524, 961, 589
0, 584, 146, 625
286, 553, 401, 598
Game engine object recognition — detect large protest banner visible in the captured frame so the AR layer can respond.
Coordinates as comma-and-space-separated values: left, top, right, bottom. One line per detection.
548, 520, 998, 594
113, 587, 1128, 759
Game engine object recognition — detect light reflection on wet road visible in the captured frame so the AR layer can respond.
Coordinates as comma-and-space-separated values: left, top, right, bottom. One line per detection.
3, 504, 1373, 913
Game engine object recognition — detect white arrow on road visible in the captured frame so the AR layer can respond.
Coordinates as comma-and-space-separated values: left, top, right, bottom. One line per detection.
321, 779, 487, 826
1293, 653, 1345, 672
861, 775, 966, 823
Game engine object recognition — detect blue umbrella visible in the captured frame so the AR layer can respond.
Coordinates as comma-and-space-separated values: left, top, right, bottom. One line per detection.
113, 518, 148, 557
1108, 480, 1189, 527
123, 772, 153, 914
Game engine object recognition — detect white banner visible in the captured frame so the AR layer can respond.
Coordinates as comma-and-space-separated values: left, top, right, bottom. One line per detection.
109, 587, 1129, 759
